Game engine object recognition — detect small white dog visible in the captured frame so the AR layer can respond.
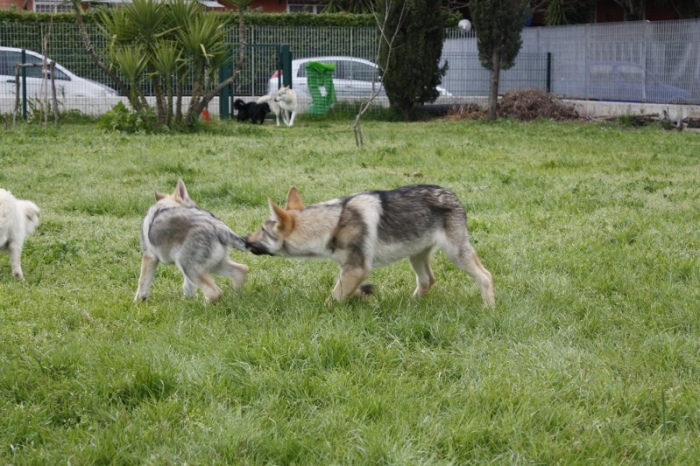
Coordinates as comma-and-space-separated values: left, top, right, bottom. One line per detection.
257, 86, 297, 127
0, 189, 40, 279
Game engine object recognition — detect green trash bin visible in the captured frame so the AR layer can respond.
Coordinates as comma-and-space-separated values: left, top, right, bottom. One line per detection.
306, 61, 337, 115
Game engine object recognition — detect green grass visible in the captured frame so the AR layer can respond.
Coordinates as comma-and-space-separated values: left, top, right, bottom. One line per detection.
1, 117, 699, 464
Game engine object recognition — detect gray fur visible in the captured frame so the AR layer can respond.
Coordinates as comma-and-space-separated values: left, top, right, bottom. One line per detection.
246, 184, 495, 306
135, 179, 248, 303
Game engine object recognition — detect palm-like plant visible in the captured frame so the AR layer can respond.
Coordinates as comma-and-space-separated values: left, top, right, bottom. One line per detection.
150, 41, 183, 120
176, 13, 230, 123
84, 0, 236, 127
109, 45, 148, 106
99, 0, 172, 125
73, 0, 255, 128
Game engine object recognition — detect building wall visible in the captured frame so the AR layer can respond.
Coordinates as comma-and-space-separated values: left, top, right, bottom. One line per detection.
250, 0, 286, 13
0, 0, 32, 10
596, 1, 625, 23
0, 0, 284, 13
645, 2, 678, 21
596, 0, 679, 23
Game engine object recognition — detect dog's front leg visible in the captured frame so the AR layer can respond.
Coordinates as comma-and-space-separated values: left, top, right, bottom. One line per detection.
8, 242, 24, 279
329, 265, 370, 303
183, 277, 198, 297
134, 254, 159, 301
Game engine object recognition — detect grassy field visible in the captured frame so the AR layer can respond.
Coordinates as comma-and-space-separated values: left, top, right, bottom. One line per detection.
1, 116, 699, 464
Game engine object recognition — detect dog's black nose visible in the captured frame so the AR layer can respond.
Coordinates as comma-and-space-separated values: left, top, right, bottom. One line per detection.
244, 239, 272, 256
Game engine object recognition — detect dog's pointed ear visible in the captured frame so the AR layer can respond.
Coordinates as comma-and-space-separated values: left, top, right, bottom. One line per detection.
285, 186, 304, 210
175, 179, 189, 202
268, 198, 282, 220
154, 189, 167, 201
269, 199, 294, 234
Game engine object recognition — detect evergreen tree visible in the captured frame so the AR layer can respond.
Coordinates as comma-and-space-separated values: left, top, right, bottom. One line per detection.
377, 0, 450, 120
471, 0, 530, 120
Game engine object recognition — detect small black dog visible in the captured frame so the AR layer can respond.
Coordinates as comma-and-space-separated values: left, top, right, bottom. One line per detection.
234, 99, 270, 125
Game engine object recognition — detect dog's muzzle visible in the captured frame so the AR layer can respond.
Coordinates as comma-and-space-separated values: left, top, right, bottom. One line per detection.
244, 237, 273, 256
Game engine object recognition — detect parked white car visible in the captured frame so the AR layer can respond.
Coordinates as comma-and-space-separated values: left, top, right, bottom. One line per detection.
268, 56, 451, 98
0, 47, 118, 98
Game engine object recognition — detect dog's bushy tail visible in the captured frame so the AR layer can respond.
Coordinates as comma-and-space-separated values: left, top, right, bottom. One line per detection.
220, 229, 248, 251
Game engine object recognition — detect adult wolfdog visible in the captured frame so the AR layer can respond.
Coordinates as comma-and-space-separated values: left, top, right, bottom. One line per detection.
135, 179, 248, 303
257, 86, 297, 127
246, 185, 495, 306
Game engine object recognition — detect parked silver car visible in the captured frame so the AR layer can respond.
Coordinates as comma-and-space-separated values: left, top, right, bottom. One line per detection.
0, 47, 118, 98
268, 56, 451, 98
585, 61, 693, 104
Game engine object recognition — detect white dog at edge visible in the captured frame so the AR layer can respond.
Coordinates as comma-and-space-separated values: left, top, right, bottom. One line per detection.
0, 189, 40, 279
257, 86, 297, 127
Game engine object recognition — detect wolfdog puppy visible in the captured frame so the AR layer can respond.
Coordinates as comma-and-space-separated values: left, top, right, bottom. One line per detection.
234, 99, 271, 124
135, 179, 248, 303
246, 184, 495, 306
0, 189, 40, 279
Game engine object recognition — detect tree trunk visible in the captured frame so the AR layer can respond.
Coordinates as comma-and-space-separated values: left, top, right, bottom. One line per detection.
184, 7, 248, 126
488, 47, 501, 120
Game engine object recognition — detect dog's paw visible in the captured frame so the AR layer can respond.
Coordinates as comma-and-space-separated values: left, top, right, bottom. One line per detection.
12, 268, 24, 280
357, 283, 375, 297
205, 292, 222, 304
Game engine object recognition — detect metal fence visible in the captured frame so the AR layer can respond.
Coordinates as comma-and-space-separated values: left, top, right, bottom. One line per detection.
523, 19, 700, 104
1, 19, 699, 117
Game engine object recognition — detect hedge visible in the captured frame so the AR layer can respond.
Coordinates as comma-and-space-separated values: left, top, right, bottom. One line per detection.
0, 9, 459, 28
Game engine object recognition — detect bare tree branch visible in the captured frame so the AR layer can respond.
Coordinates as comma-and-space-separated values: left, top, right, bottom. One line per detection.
352, 0, 408, 146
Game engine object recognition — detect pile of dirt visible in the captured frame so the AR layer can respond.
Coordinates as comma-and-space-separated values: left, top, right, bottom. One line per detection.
446, 89, 580, 121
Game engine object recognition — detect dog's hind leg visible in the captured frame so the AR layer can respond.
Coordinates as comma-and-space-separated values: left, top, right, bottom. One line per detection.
135, 254, 159, 301
409, 248, 437, 297
8, 242, 24, 279
214, 258, 248, 291
287, 111, 296, 127
280, 109, 289, 126
443, 240, 495, 307
199, 272, 223, 302
184, 268, 222, 302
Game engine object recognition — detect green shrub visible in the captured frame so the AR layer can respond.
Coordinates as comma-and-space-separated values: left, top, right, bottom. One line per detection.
97, 101, 160, 133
